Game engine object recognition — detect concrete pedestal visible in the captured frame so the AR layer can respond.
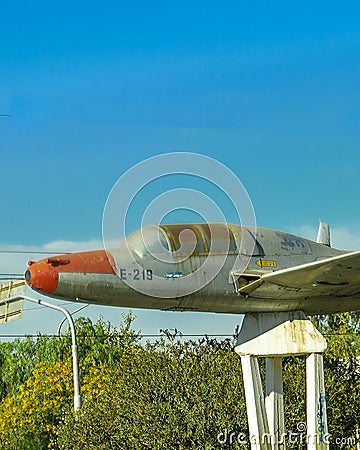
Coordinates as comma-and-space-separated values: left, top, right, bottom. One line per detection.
235, 311, 329, 450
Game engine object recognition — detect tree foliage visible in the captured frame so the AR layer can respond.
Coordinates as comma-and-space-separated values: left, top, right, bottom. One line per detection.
0, 311, 358, 449
58, 339, 248, 450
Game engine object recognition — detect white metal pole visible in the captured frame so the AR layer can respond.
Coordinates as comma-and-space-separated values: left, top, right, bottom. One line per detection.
57, 303, 89, 336
5, 295, 82, 412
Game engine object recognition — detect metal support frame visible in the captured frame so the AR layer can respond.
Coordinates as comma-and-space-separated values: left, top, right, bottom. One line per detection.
0, 281, 26, 323
57, 303, 89, 336
235, 311, 329, 450
4, 295, 82, 412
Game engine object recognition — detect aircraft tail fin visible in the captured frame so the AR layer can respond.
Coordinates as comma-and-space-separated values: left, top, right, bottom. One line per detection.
316, 222, 331, 247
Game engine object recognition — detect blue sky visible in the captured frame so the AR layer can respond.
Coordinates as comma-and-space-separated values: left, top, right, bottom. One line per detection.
1, 1, 360, 337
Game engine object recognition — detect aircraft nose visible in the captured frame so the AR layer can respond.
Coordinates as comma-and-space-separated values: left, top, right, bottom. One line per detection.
25, 250, 115, 297
25, 259, 59, 294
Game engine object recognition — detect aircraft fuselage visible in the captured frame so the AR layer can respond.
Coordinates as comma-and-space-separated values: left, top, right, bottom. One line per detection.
25, 224, 360, 315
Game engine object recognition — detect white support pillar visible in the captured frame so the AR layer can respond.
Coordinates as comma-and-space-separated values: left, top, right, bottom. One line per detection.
235, 311, 328, 450
241, 355, 271, 450
265, 357, 285, 450
306, 353, 329, 450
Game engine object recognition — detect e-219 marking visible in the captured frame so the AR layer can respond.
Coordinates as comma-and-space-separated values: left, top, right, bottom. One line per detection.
119, 268, 153, 281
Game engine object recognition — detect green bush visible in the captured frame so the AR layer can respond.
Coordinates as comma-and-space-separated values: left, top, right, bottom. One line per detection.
58, 340, 248, 450
0, 312, 358, 449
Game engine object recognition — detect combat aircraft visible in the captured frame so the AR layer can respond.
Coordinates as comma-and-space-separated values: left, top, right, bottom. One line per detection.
25, 222, 360, 315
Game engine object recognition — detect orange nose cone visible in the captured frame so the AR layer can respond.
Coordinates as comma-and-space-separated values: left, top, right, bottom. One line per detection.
25, 261, 59, 295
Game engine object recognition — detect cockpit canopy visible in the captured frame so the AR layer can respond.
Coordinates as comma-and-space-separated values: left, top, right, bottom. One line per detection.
124, 224, 315, 259
126, 223, 238, 257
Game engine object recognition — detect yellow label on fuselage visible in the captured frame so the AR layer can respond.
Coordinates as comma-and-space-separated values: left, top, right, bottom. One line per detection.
256, 259, 277, 268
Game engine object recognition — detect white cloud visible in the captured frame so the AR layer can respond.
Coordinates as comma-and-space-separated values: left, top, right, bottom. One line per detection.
291, 225, 318, 241
331, 227, 360, 251
290, 224, 360, 251
41, 239, 103, 252
1, 225, 360, 278
0, 239, 104, 277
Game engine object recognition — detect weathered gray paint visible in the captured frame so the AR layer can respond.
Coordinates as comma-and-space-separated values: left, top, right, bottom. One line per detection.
50, 225, 360, 315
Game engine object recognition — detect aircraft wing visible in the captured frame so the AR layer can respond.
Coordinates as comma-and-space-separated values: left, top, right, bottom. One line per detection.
235, 250, 360, 298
